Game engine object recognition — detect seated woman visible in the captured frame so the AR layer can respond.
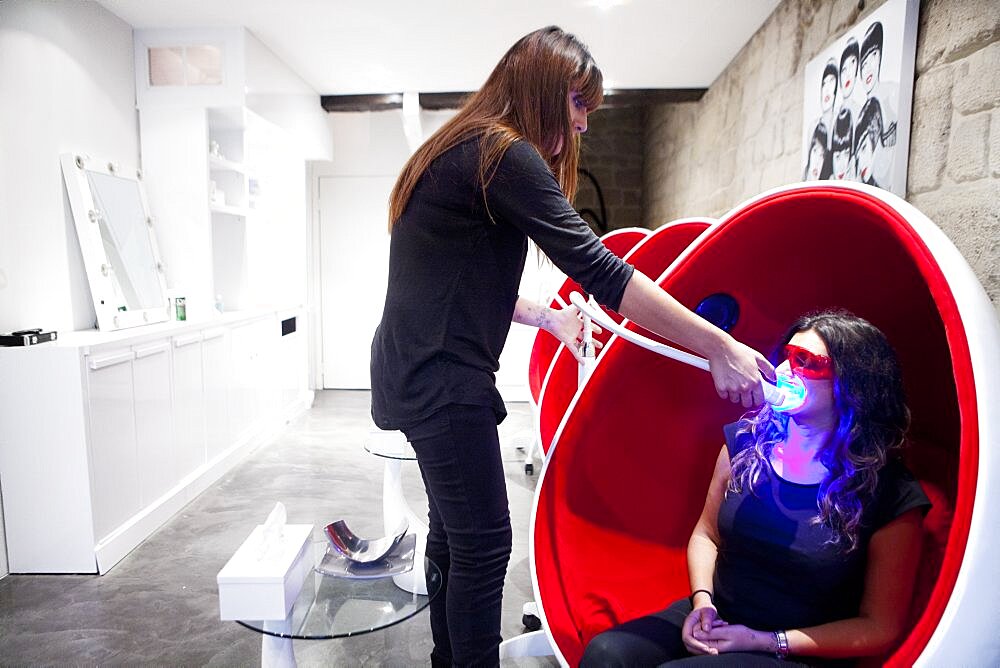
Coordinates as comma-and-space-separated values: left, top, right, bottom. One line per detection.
581, 310, 931, 667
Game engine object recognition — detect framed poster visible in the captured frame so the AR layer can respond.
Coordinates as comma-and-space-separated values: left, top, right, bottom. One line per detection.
801, 0, 919, 196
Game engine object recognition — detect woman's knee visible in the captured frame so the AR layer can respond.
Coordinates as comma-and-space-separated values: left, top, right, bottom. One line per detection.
449, 522, 512, 570
580, 630, 631, 668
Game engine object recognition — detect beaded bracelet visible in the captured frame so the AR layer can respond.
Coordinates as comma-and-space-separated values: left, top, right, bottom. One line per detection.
774, 629, 789, 659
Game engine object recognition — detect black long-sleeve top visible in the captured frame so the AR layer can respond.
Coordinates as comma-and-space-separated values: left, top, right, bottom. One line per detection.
370, 137, 635, 429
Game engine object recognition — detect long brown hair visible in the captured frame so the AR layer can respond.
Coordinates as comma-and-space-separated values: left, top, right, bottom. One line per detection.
387, 26, 603, 230
729, 311, 910, 552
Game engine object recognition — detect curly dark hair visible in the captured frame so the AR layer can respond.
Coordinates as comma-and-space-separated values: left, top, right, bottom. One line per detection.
729, 310, 910, 551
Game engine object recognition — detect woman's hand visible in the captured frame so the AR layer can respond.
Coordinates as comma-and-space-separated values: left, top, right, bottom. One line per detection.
681, 605, 727, 655
706, 336, 775, 408
616, 272, 774, 407
543, 303, 603, 363
512, 297, 603, 364
539, 304, 604, 363
695, 623, 771, 654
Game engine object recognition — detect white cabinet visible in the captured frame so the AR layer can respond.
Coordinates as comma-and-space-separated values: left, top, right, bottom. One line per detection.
86, 348, 140, 543
203, 327, 231, 461
172, 332, 206, 479
230, 316, 271, 443
0, 309, 312, 574
133, 342, 174, 509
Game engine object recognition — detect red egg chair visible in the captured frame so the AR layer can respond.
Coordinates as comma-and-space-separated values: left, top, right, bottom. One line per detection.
527, 228, 650, 409
534, 220, 712, 458
522, 228, 650, 473
530, 182, 1000, 666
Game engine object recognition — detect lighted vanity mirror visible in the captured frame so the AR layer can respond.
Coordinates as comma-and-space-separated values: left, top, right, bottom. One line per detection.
61, 153, 170, 331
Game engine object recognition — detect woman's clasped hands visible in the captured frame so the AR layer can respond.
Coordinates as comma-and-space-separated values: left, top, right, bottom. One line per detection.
682, 605, 770, 656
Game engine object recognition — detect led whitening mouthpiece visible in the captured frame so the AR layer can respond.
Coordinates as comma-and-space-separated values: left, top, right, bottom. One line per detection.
768, 372, 807, 412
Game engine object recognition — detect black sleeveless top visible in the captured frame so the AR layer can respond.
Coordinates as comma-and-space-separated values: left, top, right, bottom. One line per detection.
712, 422, 931, 631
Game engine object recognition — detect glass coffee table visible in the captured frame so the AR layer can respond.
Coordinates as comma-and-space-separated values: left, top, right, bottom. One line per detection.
237, 542, 441, 667
363, 429, 430, 595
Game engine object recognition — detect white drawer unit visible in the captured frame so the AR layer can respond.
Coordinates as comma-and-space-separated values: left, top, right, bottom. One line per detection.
0, 308, 312, 574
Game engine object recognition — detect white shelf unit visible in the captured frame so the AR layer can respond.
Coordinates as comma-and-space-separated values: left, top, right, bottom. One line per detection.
140, 104, 305, 319
208, 107, 252, 313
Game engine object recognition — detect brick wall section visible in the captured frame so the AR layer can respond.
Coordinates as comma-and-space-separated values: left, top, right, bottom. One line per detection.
643, 0, 1000, 306
575, 105, 645, 232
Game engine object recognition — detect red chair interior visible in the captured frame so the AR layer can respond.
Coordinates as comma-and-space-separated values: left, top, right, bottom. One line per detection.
537, 221, 710, 453
527, 229, 649, 406
534, 187, 974, 667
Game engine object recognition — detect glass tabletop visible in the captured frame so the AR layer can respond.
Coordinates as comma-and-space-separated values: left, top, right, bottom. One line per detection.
237, 544, 441, 640
363, 435, 417, 461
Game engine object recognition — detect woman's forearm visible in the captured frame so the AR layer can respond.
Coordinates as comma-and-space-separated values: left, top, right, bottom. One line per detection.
617, 271, 771, 406
512, 296, 551, 329
687, 532, 719, 601
616, 271, 727, 359
781, 617, 904, 658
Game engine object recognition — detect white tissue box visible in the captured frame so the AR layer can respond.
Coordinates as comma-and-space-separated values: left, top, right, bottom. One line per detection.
217, 523, 314, 621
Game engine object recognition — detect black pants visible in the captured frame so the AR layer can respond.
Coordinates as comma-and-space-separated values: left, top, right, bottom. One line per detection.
580, 598, 814, 667
403, 404, 513, 668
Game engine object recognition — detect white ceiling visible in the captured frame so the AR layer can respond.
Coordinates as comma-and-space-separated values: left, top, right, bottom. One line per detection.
98, 0, 780, 96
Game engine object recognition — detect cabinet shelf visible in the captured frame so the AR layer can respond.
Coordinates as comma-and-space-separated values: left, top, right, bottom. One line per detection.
210, 203, 253, 217
209, 154, 248, 174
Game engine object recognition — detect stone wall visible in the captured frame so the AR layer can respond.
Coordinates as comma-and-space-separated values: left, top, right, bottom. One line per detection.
575, 105, 646, 232
643, 0, 1000, 305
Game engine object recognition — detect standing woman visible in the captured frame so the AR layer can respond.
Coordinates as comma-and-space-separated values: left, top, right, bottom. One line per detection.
370, 26, 773, 667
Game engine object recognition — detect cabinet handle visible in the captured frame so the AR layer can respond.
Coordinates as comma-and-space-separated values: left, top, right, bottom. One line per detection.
203, 328, 227, 341
134, 342, 171, 359
174, 333, 203, 348
88, 350, 135, 370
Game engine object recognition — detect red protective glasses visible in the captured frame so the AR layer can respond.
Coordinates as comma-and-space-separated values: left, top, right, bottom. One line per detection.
782, 344, 834, 380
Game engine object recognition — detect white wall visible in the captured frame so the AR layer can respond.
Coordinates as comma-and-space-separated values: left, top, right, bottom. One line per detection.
312, 108, 562, 401
0, 0, 140, 335
0, 0, 141, 579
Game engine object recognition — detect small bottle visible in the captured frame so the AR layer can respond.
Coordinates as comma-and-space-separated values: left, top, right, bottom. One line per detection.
175, 296, 186, 321
215, 294, 225, 314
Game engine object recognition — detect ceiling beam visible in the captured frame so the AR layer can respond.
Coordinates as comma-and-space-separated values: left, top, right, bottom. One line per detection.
320, 88, 706, 113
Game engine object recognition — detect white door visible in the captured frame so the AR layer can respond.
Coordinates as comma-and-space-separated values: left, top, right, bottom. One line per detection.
319, 175, 395, 388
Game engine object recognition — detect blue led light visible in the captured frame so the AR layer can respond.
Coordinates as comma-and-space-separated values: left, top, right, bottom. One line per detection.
695, 293, 740, 332
771, 372, 807, 412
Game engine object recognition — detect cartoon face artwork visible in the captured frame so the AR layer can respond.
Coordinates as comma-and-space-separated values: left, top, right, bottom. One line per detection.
854, 98, 883, 186
805, 122, 831, 181
860, 22, 884, 96
840, 38, 860, 100
832, 149, 852, 180
831, 107, 853, 180
861, 49, 881, 94
821, 59, 838, 112
855, 134, 875, 183
808, 140, 826, 180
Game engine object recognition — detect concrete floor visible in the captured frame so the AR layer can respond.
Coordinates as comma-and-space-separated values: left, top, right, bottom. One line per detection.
0, 390, 557, 666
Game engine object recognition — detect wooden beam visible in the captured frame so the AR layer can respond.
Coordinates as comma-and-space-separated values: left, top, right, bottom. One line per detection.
320, 93, 404, 112
321, 88, 706, 112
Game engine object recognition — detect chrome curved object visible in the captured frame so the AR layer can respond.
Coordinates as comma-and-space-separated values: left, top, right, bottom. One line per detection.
316, 532, 417, 579
324, 518, 408, 563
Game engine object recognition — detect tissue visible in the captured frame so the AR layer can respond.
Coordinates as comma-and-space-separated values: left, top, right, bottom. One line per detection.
257, 502, 287, 560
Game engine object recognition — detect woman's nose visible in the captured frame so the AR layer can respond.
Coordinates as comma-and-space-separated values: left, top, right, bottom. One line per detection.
575, 114, 588, 134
